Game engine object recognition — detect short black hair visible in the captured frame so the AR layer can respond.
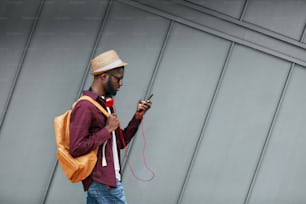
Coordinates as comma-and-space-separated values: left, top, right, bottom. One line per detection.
107, 66, 125, 75
93, 66, 124, 80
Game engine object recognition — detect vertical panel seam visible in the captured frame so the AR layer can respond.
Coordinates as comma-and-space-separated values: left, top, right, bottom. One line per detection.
121, 20, 175, 175
40, 1, 114, 203
74, 0, 114, 100
176, 42, 235, 204
239, 0, 249, 21
243, 63, 294, 204
0, 0, 45, 131
144, 21, 175, 98
299, 23, 306, 42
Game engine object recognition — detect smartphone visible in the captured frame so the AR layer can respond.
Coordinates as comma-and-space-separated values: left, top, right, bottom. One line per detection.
146, 93, 154, 101
137, 93, 153, 112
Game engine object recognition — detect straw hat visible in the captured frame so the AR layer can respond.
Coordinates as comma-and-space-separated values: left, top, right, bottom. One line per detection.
91, 50, 128, 76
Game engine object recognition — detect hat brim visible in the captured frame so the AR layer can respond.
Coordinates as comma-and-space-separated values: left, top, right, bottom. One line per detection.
91, 62, 128, 76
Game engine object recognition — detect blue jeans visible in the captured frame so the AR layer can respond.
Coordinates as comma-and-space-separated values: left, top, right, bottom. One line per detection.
87, 180, 128, 204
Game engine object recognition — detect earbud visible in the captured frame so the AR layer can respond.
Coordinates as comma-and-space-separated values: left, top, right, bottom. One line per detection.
105, 98, 114, 108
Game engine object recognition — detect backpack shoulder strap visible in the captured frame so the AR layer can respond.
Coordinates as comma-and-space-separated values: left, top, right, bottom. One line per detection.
76, 95, 110, 118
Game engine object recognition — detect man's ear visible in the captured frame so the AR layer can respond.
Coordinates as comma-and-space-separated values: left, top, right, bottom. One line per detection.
100, 73, 108, 81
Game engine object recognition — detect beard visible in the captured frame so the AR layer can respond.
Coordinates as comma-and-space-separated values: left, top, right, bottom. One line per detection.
105, 77, 117, 97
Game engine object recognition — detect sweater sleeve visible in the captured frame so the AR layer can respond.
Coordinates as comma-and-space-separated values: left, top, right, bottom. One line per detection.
69, 101, 111, 157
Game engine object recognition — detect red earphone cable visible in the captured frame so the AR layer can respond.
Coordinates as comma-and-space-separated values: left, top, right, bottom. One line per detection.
111, 104, 154, 182
118, 121, 155, 182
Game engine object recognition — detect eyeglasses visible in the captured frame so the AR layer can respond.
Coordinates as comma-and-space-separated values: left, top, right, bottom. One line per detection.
108, 74, 123, 83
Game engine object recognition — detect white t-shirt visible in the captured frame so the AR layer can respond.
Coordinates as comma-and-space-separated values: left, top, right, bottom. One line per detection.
106, 107, 121, 181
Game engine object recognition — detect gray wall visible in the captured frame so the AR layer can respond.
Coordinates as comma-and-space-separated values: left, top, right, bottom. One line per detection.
0, 0, 306, 203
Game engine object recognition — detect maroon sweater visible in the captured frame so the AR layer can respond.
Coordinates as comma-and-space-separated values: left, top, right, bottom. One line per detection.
69, 91, 142, 191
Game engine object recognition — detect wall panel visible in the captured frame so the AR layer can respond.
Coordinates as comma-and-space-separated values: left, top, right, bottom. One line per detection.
244, 0, 306, 40
248, 65, 306, 204
124, 23, 231, 204
44, 169, 85, 204
0, 1, 108, 203
0, 0, 41, 125
181, 45, 290, 204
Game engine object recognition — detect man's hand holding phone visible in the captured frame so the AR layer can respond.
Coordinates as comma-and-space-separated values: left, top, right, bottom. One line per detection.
136, 94, 153, 119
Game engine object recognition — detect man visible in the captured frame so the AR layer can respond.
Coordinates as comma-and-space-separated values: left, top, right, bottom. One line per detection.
69, 50, 151, 204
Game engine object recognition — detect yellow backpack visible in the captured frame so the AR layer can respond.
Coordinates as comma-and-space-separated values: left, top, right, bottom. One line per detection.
54, 95, 109, 183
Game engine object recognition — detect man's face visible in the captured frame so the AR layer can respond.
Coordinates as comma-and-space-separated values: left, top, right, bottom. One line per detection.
105, 68, 124, 96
